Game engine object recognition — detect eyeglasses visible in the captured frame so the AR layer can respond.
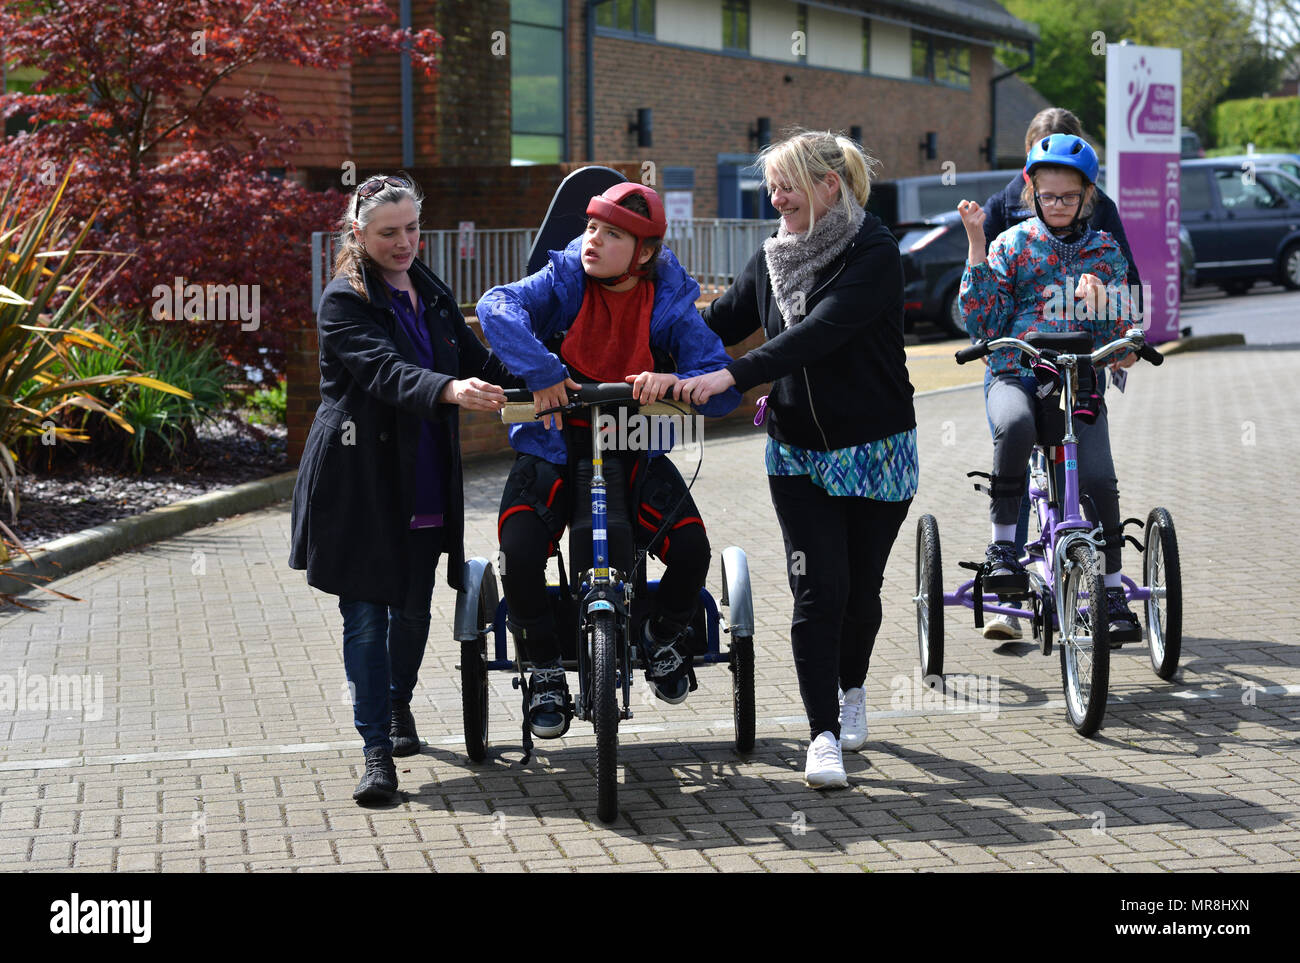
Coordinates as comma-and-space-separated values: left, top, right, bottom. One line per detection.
1035, 191, 1083, 209
357, 176, 410, 200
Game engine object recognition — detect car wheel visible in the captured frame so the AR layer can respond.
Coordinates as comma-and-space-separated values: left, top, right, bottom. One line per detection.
1219, 278, 1252, 297
1278, 242, 1300, 290
941, 285, 966, 339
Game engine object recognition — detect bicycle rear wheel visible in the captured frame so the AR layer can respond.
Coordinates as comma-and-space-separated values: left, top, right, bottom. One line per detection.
1144, 508, 1182, 680
915, 515, 944, 678
731, 634, 755, 753
591, 611, 619, 823
1059, 543, 1110, 736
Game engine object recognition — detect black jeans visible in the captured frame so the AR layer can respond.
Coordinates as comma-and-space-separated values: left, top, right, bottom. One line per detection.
768, 473, 912, 741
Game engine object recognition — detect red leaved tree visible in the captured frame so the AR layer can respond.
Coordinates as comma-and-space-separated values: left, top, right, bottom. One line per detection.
0, 0, 440, 379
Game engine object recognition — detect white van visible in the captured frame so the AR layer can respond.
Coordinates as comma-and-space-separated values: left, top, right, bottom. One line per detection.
868, 169, 1023, 229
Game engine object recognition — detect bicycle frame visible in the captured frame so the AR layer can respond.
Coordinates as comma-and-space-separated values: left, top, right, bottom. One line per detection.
573, 402, 635, 723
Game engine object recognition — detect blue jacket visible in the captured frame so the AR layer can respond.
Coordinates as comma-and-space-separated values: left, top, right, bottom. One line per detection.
477, 238, 742, 463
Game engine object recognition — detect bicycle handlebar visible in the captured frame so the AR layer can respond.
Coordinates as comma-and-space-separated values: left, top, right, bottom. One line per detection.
955, 328, 1164, 368
501, 383, 693, 424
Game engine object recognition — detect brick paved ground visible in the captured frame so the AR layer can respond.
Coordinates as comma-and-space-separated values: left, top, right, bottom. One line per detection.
0, 346, 1296, 872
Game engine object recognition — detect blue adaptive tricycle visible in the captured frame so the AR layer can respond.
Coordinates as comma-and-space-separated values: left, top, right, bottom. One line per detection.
453, 384, 756, 823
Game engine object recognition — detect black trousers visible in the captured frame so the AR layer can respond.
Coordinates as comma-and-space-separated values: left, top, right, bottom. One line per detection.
768, 473, 912, 741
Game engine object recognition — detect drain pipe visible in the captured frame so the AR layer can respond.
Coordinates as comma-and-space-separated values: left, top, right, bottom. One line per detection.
585, 1, 608, 162
988, 44, 1034, 167
401, 0, 414, 167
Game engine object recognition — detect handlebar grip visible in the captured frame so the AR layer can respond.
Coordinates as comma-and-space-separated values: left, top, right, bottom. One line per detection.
502, 383, 640, 404
955, 342, 990, 365
1137, 342, 1164, 367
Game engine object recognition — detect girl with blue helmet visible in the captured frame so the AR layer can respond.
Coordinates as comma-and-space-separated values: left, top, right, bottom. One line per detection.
957, 134, 1142, 644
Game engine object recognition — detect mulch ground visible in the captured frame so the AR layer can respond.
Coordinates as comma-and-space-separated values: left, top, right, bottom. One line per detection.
6, 415, 288, 549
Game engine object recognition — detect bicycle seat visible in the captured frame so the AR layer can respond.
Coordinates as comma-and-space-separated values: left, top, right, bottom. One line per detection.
1026, 331, 1093, 355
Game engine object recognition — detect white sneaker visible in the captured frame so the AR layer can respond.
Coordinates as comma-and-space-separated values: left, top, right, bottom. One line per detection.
983, 613, 1023, 641
803, 731, 847, 789
838, 687, 868, 751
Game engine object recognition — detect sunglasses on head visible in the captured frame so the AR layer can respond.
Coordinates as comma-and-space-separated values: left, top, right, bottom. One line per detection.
357, 175, 410, 199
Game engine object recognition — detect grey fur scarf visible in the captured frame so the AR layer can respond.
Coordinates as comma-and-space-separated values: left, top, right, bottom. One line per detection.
763, 201, 866, 327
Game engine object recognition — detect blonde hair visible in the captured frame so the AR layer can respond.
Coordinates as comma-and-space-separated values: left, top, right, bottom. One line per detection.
333, 173, 424, 299
758, 128, 879, 232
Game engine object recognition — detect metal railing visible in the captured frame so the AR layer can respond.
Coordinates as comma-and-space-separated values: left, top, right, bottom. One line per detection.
310, 218, 777, 310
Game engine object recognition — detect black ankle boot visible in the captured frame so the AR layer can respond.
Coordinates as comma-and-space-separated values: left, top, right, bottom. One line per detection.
390, 700, 420, 757
353, 746, 398, 804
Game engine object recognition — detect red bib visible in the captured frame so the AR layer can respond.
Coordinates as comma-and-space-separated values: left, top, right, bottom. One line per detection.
561, 280, 656, 382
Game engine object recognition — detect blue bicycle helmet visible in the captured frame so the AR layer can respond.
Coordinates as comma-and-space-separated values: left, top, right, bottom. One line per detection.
1024, 134, 1099, 184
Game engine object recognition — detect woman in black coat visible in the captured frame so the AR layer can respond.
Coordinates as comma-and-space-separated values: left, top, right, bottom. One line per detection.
289, 175, 516, 804
677, 130, 917, 790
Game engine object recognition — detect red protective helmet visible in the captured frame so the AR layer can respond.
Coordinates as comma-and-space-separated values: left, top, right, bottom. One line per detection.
584, 183, 666, 282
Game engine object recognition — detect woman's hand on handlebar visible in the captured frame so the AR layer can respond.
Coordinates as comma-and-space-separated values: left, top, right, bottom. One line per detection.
625, 370, 679, 405
675, 369, 735, 406
533, 376, 581, 430
1109, 351, 1138, 372
440, 377, 509, 412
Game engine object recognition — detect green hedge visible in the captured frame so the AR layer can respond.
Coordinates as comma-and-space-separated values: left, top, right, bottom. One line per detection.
1212, 97, 1300, 151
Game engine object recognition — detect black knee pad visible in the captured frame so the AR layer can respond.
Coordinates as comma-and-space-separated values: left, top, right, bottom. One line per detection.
987, 472, 1027, 500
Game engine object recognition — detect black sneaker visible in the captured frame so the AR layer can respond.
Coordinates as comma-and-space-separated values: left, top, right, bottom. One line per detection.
640, 621, 691, 705
1106, 587, 1142, 647
390, 700, 420, 757
526, 665, 571, 739
983, 541, 1028, 595
353, 746, 398, 804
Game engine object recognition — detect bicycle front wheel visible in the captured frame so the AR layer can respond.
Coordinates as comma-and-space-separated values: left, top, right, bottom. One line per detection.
591, 611, 619, 823
1058, 543, 1110, 736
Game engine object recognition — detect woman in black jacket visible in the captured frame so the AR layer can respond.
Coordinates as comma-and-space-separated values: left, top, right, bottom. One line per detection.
677, 130, 917, 790
289, 175, 516, 805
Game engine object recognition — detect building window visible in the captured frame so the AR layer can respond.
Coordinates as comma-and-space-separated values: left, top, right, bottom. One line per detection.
862, 18, 871, 72
596, 0, 655, 37
911, 33, 970, 88
511, 0, 565, 164
722, 0, 749, 53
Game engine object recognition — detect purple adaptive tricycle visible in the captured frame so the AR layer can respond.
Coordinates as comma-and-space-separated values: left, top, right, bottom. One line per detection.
915, 328, 1182, 737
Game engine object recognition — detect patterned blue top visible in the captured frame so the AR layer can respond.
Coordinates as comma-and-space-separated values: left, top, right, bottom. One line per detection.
765, 429, 919, 501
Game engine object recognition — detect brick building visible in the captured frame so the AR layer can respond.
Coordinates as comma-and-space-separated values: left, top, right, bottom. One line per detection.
256, 0, 1044, 460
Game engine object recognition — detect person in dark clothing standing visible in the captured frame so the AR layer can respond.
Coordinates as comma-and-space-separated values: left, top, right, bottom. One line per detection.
976, 107, 1143, 643
289, 175, 517, 805
677, 130, 917, 790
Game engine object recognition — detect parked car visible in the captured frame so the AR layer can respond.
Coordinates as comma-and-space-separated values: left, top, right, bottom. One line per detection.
898, 212, 1196, 338
1210, 152, 1300, 183
868, 168, 1023, 229
1181, 158, 1300, 294
1181, 128, 1205, 159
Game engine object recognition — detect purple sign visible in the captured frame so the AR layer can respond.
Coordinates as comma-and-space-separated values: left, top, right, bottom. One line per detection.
1116, 152, 1181, 342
